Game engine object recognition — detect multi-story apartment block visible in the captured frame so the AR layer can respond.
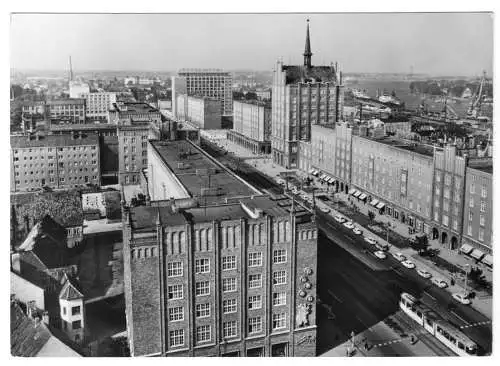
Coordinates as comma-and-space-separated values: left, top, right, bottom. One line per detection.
11, 132, 101, 192
271, 21, 344, 169
109, 102, 162, 126
430, 145, 467, 248
178, 69, 233, 116
461, 162, 493, 260
124, 139, 318, 357
46, 99, 86, 124
176, 94, 222, 130
171, 76, 187, 119
227, 100, 272, 154
79, 92, 117, 122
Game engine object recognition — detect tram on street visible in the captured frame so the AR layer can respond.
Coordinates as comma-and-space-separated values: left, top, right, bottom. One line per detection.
399, 292, 478, 356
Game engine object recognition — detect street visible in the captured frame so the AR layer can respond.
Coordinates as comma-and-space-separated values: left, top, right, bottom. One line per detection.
200, 137, 492, 356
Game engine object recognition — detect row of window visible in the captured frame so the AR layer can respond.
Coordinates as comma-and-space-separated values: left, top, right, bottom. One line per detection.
168, 251, 287, 277
168, 314, 287, 348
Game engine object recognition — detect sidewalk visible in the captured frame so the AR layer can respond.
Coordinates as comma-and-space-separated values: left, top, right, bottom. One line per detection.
216, 136, 492, 319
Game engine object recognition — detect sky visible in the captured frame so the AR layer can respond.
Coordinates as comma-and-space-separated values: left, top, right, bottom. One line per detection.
10, 13, 494, 76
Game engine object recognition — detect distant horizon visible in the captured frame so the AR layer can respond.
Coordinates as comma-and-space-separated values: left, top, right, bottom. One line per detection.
10, 13, 493, 76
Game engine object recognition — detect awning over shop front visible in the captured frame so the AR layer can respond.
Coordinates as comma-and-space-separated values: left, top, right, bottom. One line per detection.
312, 170, 319, 176
349, 188, 356, 195
319, 174, 326, 180
370, 199, 379, 206
376, 202, 385, 210
470, 249, 485, 260
325, 175, 332, 182
309, 169, 315, 174
359, 193, 367, 200
481, 254, 493, 267
328, 177, 336, 184
459, 244, 474, 255
353, 191, 362, 198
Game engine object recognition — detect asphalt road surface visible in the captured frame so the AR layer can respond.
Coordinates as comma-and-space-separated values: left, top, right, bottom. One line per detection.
201, 139, 492, 356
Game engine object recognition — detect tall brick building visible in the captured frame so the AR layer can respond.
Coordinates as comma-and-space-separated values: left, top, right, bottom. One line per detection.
271, 20, 344, 169
123, 139, 318, 357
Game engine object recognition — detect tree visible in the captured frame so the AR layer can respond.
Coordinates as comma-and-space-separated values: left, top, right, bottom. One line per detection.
468, 267, 490, 290
368, 211, 375, 223
410, 234, 429, 254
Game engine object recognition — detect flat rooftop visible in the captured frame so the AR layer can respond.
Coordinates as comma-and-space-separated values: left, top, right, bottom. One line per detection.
129, 195, 292, 231
364, 136, 435, 157
283, 65, 337, 84
46, 98, 85, 105
150, 140, 260, 205
50, 123, 117, 132
112, 102, 159, 114
11, 133, 99, 149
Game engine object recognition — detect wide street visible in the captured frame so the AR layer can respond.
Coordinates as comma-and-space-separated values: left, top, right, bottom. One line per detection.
201, 138, 492, 356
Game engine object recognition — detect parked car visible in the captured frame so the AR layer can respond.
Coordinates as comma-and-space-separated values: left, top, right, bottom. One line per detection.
401, 260, 416, 269
320, 207, 330, 213
352, 227, 363, 235
364, 237, 377, 245
452, 293, 471, 305
343, 221, 355, 229
432, 278, 448, 289
391, 252, 406, 262
334, 215, 346, 223
374, 251, 387, 260
417, 269, 432, 279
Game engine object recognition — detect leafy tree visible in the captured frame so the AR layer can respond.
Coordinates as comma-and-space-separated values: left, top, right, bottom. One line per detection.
468, 267, 490, 290
410, 234, 430, 254
368, 211, 375, 223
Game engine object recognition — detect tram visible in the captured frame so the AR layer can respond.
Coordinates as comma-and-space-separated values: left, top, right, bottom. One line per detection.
399, 292, 478, 356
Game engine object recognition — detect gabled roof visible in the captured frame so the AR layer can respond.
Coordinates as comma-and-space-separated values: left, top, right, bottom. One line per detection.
11, 301, 51, 357
11, 190, 84, 228
59, 274, 84, 300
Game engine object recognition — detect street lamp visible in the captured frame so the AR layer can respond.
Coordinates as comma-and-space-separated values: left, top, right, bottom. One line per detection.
464, 264, 470, 295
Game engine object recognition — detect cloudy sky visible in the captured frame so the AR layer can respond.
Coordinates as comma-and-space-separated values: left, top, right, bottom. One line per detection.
10, 13, 493, 76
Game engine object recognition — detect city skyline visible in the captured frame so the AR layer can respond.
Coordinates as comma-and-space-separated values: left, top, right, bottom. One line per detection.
11, 13, 493, 76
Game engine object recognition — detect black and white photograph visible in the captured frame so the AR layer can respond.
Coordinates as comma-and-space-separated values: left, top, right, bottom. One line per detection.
6, 3, 496, 358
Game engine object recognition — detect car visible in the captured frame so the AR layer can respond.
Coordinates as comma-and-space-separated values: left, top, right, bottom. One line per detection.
334, 215, 346, 223
352, 227, 363, 235
374, 251, 387, 259
364, 237, 377, 245
343, 221, 355, 229
391, 252, 406, 262
320, 207, 330, 213
401, 260, 416, 269
452, 293, 471, 305
417, 269, 432, 279
300, 194, 309, 200
277, 179, 285, 186
432, 278, 448, 289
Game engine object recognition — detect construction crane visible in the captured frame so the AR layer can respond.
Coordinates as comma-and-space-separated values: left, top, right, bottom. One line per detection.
467, 70, 488, 119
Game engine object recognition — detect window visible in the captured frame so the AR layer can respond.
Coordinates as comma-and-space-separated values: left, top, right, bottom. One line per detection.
481, 186, 487, 198
468, 211, 473, 221
480, 214, 485, 227
453, 220, 458, 231
467, 224, 472, 236
223, 299, 237, 314
71, 306, 81, 316
194, 303, 211, 318
196, 325, 211, 343
169, 329, 184, 347
444, 174, 451, 185
248, 252, 262, 267
480, 201, 486, 213
168, 306, 184, 322
273, 292, 286, 306
479, 229, 484, 242
248, 295, 262, 310
435, 186, 440, 195
273, 270, 287, 285
470, 183, 475, 193
222, 255, 236, 270
469, 198, 474, 208
272, 313, 286, 330
223, 321, 237, 338
195, 258, 210, 274
273, 249, 287, 264
195, 281, 210, 296
167, 262, 183, 277
248, 274, 262, 289
72, 320, 82, 330
63, 307, 67, 315
442, 215, 449, 227
222, 278, 237, 293
248, 317, 262, 334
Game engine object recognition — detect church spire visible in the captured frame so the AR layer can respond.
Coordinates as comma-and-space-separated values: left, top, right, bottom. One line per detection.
303, 19, 313, 68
